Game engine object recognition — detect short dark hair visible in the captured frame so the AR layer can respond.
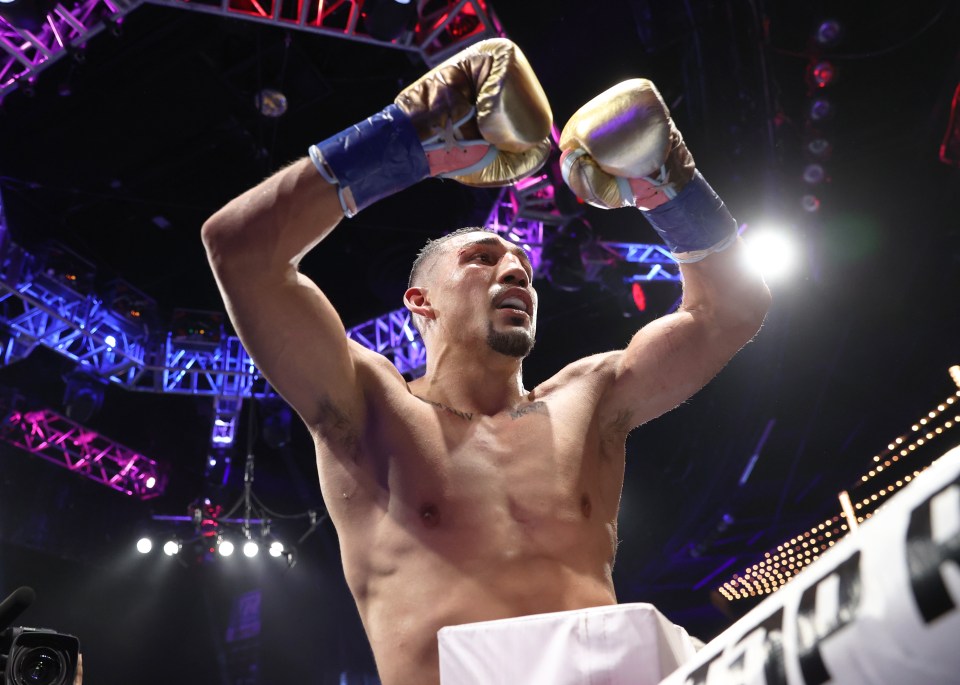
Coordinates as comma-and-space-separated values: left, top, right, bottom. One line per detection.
407, 226, 494, 336
407, 226, 494, 290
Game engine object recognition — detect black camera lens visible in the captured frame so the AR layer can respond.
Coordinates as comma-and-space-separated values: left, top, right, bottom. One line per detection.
14, 646, 64, 685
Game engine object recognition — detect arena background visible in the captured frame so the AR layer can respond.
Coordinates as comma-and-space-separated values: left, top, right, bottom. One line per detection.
1, 1, 958, 683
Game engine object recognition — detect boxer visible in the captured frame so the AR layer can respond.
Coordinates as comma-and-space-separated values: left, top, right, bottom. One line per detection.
202, 39, 770, 684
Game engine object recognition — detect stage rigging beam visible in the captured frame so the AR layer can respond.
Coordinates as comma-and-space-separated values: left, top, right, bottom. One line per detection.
0, 195, 683, 390
0, 406, 166, 498
140, 0, 504, 66
0, 0, 504, 97
0, 0, 142, 98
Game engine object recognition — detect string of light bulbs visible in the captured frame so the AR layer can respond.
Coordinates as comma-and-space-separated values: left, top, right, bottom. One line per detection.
719, 366, 960, 601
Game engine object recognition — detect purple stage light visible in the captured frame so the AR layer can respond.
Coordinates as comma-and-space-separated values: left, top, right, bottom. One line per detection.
803, 163, 826, 185
815, 19, 843, 46
514, 173, 549, 193
809, 98, 833, 122
2, 408, 165, 498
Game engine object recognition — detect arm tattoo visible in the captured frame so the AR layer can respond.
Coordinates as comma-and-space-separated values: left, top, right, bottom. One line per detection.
416, 396, 473, 421
509, 401, 548, 420
603, 409, 634, 440
316, 395, 360, 456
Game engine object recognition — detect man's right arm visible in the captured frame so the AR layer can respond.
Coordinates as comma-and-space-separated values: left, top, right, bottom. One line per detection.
202, 38, 553, 431
201, 159, 364, 430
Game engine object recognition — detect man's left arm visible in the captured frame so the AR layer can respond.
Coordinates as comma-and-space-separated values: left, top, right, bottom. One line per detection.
558, 79, 771, 429
598, 238, 770, 429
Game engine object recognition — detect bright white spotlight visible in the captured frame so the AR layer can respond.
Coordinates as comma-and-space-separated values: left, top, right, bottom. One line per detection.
104, 335, 117, 348
136, 537, 153, 554
243, 540, 259, 558
218, 539, 235, 557
743, 229, 798, 280
145, 476, 157, 489
163, 540, 180, 556
269, 541, 284, 558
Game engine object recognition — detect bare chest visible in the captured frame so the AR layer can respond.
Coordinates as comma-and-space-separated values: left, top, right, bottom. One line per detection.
363, 393, 622, 534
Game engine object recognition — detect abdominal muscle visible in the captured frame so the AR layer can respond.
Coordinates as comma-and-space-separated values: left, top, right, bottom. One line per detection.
319, 354, 626, 685
341, 490, 619, 685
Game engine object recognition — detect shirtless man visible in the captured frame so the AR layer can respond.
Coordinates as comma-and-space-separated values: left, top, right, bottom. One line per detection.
202, 39, 770, 685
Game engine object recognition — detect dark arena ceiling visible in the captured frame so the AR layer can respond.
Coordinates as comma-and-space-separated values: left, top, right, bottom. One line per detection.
0, 1, 958, 683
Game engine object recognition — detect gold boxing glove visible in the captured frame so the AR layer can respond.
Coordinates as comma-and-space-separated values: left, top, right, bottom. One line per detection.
560, 79, 736, 263
310, 38, 553, 217
559, 79, 694, 210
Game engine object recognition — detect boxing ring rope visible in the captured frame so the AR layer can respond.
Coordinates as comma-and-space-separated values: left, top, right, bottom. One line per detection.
658, 443, 960, 685
721, 377, 960, 602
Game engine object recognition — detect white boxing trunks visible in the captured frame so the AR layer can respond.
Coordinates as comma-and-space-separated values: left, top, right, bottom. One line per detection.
438, 603, 699, 685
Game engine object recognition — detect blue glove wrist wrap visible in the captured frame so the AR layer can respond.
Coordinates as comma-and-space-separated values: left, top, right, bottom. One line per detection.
309, 104, 430, 217
641, 171, 738, 261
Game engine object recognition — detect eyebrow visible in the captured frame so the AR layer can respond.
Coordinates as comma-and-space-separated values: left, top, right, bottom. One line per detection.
459, 236, 534, 276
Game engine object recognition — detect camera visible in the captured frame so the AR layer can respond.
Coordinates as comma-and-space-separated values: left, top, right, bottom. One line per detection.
0, 627, 80, 685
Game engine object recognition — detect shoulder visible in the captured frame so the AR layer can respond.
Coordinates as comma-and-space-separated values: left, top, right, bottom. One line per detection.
348, 340, 411, 392
533, 350, 624, 397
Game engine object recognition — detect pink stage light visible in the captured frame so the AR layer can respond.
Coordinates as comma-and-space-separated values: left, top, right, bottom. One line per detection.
2, 408, 165, 499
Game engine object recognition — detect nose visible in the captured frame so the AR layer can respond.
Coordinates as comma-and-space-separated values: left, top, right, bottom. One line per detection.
498, 255, 529, 287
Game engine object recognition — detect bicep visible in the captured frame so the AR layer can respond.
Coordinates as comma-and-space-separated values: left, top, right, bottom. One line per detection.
597, 309, 749, 431
598, 242, 769, 432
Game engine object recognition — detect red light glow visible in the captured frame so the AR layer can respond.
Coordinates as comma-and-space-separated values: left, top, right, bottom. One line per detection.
631, 282, 647, 312
811, 61, 836, 88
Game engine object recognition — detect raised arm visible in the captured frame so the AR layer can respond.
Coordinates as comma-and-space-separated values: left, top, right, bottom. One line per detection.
602, 238, 769, 429
559, 79, 771, 430
202, 159, 353, 428
202, 38, 553, 433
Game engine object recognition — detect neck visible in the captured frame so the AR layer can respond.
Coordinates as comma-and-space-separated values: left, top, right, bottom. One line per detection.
413, 341, 527, 416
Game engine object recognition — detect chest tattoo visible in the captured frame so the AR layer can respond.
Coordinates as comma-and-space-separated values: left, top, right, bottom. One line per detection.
416, 396, 473, 421
509, 400, 548, 420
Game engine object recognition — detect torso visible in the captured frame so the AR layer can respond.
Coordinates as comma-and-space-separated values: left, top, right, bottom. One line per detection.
311, 351, 628, 685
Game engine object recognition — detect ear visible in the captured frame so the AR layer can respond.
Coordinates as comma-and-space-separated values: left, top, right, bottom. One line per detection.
404, 286, 435, 323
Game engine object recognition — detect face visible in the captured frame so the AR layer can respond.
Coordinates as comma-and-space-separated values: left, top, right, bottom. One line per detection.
429, 232, 538, 358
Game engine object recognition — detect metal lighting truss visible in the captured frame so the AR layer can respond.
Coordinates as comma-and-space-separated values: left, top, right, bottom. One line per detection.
0, 246, 262, 396
486, 173, 549, 274
0, 407, 166, 498
485, 174, 682, 283
593, 242, 682, 283
0, 188, 681, 398
140, 0, 503, 66
346, 307, 425, 377
0, 0, 142, 98
1, 0, 503, 97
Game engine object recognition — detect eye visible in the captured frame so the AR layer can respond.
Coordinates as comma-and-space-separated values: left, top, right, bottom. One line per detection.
471, 252, 493, 263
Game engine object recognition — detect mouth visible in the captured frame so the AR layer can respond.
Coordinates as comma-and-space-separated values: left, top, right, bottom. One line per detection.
493, 289, 533, 317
